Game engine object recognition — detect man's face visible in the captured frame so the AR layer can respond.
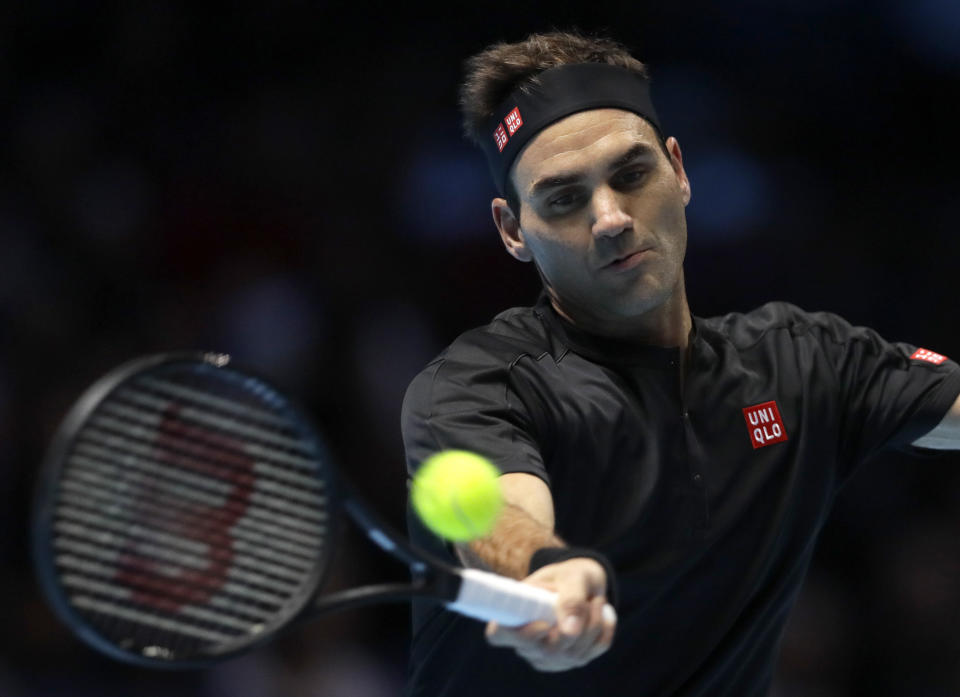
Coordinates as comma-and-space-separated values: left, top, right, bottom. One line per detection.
497, 109, 691, 331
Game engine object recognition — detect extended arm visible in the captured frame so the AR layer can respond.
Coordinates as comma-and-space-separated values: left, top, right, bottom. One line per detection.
912, 394, 960, 449
455, 472, 562, 576
455, 472, 616, 672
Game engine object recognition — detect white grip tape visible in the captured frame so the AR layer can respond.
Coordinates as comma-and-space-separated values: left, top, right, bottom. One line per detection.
446, 568, 617, 627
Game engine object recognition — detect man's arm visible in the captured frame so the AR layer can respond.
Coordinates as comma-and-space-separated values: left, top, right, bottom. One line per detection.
912, 394, 960, 449
455, 472, 616, 672
455, 472, 561, 575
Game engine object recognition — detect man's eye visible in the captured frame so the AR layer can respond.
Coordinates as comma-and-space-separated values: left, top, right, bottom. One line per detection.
549, 192, 580, 208
618, 169, 648, 185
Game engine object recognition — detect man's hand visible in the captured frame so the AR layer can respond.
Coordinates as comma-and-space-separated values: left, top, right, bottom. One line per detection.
458, 474, 617, 670
484, 557, 616, 672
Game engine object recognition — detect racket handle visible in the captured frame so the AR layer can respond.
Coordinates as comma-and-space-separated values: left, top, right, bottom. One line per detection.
447, 568, 617, 627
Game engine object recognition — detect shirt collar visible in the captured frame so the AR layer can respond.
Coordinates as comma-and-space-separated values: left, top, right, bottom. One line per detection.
533, 292, 700, 370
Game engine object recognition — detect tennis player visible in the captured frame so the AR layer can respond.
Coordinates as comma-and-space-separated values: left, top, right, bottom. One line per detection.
401, 31, 960, 696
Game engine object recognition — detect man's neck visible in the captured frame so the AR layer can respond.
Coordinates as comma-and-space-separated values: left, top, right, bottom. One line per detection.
548, 279, 692, 350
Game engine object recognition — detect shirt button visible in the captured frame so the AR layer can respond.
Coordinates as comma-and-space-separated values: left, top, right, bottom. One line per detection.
692, 473, 702, 483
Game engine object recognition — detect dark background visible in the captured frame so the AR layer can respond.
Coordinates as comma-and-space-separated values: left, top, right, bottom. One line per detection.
2, 2, 959, 695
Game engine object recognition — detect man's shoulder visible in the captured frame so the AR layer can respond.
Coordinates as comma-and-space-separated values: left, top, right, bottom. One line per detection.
437, 304, 552, 367
404, 304, 551, 394
401, 303, 554, 421
702, 301, 856, 349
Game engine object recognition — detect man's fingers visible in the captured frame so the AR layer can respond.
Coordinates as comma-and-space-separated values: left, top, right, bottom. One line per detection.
545, 596, 610, 660
550, 557, 606, 638
564, 595, 606, 656
485, 619, 551, 648
581, 598, 617, 663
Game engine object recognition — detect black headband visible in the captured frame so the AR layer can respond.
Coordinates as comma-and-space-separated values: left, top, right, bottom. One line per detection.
480, 63, 663, 196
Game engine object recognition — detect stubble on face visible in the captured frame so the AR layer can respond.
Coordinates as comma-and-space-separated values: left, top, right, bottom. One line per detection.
510, 110, 691, 343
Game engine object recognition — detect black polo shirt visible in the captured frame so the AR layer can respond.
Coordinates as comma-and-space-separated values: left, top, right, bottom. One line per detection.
400, 295, 960, 697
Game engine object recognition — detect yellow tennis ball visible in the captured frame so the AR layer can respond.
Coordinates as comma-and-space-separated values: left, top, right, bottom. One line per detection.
411, 450, 503, 542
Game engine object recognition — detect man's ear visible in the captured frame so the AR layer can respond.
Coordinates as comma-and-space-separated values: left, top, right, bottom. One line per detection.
665, 136, 691, 207
492, 198, 532, 262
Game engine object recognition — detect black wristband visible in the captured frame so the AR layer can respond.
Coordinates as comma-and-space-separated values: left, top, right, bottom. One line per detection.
528, 546, 619, 610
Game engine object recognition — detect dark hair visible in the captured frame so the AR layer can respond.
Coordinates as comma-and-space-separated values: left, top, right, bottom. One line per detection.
459, 31, 653, 214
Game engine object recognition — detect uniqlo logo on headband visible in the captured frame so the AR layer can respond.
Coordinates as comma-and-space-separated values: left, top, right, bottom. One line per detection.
911, 348, 948, 365
504, 107, 524, 135
742, 401, 788, 449
493, 123, 509, 152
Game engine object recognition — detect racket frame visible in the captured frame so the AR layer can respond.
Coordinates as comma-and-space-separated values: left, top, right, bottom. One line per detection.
31, 352, 340, 668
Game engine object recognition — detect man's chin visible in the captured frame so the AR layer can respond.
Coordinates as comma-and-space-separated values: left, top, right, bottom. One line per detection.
612, 284, 675, 317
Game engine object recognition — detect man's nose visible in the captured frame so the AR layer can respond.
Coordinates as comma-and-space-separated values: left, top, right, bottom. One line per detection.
590, 187, 632, 238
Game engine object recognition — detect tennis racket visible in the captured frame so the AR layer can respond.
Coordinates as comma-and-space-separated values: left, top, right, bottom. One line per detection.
31, 352, 614, 669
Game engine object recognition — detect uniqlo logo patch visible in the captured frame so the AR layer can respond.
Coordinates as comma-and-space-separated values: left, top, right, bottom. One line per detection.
493, 123, 509, 152
504, 107, 524, 135
911, 348, 947, 365
742, 401, 788, 449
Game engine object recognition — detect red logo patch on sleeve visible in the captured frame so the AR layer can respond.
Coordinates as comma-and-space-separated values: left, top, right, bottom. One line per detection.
911, 348, 948, 365
742, 401, 788, 449
493, 123, 509, 152
504, 107, 524, 135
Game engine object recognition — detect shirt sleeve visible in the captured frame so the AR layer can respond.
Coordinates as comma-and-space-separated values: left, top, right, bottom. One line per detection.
801, 309, 960, 477
400, 344, 548, 485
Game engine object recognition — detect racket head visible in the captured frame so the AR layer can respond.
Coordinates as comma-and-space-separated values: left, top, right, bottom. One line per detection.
32, 352, 339, 668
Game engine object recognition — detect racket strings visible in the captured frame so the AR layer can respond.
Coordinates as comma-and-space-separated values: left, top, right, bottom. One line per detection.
57, 477, 320, 568
56, 477, 314, 648
82, 375, 326, 521
51, 366, 330, 660
96, 388, 326, 494
107, 386, 321, 467
58, 471, 324, 558
61, 438, 318, 580
53, 505, 307, 589
72, 427, 328, 530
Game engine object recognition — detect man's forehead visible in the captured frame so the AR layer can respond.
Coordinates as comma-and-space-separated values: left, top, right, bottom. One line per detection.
513, 109, 661, 187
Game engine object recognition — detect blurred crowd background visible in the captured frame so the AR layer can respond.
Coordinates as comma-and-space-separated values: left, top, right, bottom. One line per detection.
2, 2, 959, 696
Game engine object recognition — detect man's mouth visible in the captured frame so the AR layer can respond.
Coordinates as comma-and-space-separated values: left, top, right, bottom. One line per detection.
602, 248, 652, 272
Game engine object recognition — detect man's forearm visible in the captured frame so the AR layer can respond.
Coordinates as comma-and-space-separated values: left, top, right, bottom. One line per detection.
457, 503, 565, 579
912, 394, 960, 449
